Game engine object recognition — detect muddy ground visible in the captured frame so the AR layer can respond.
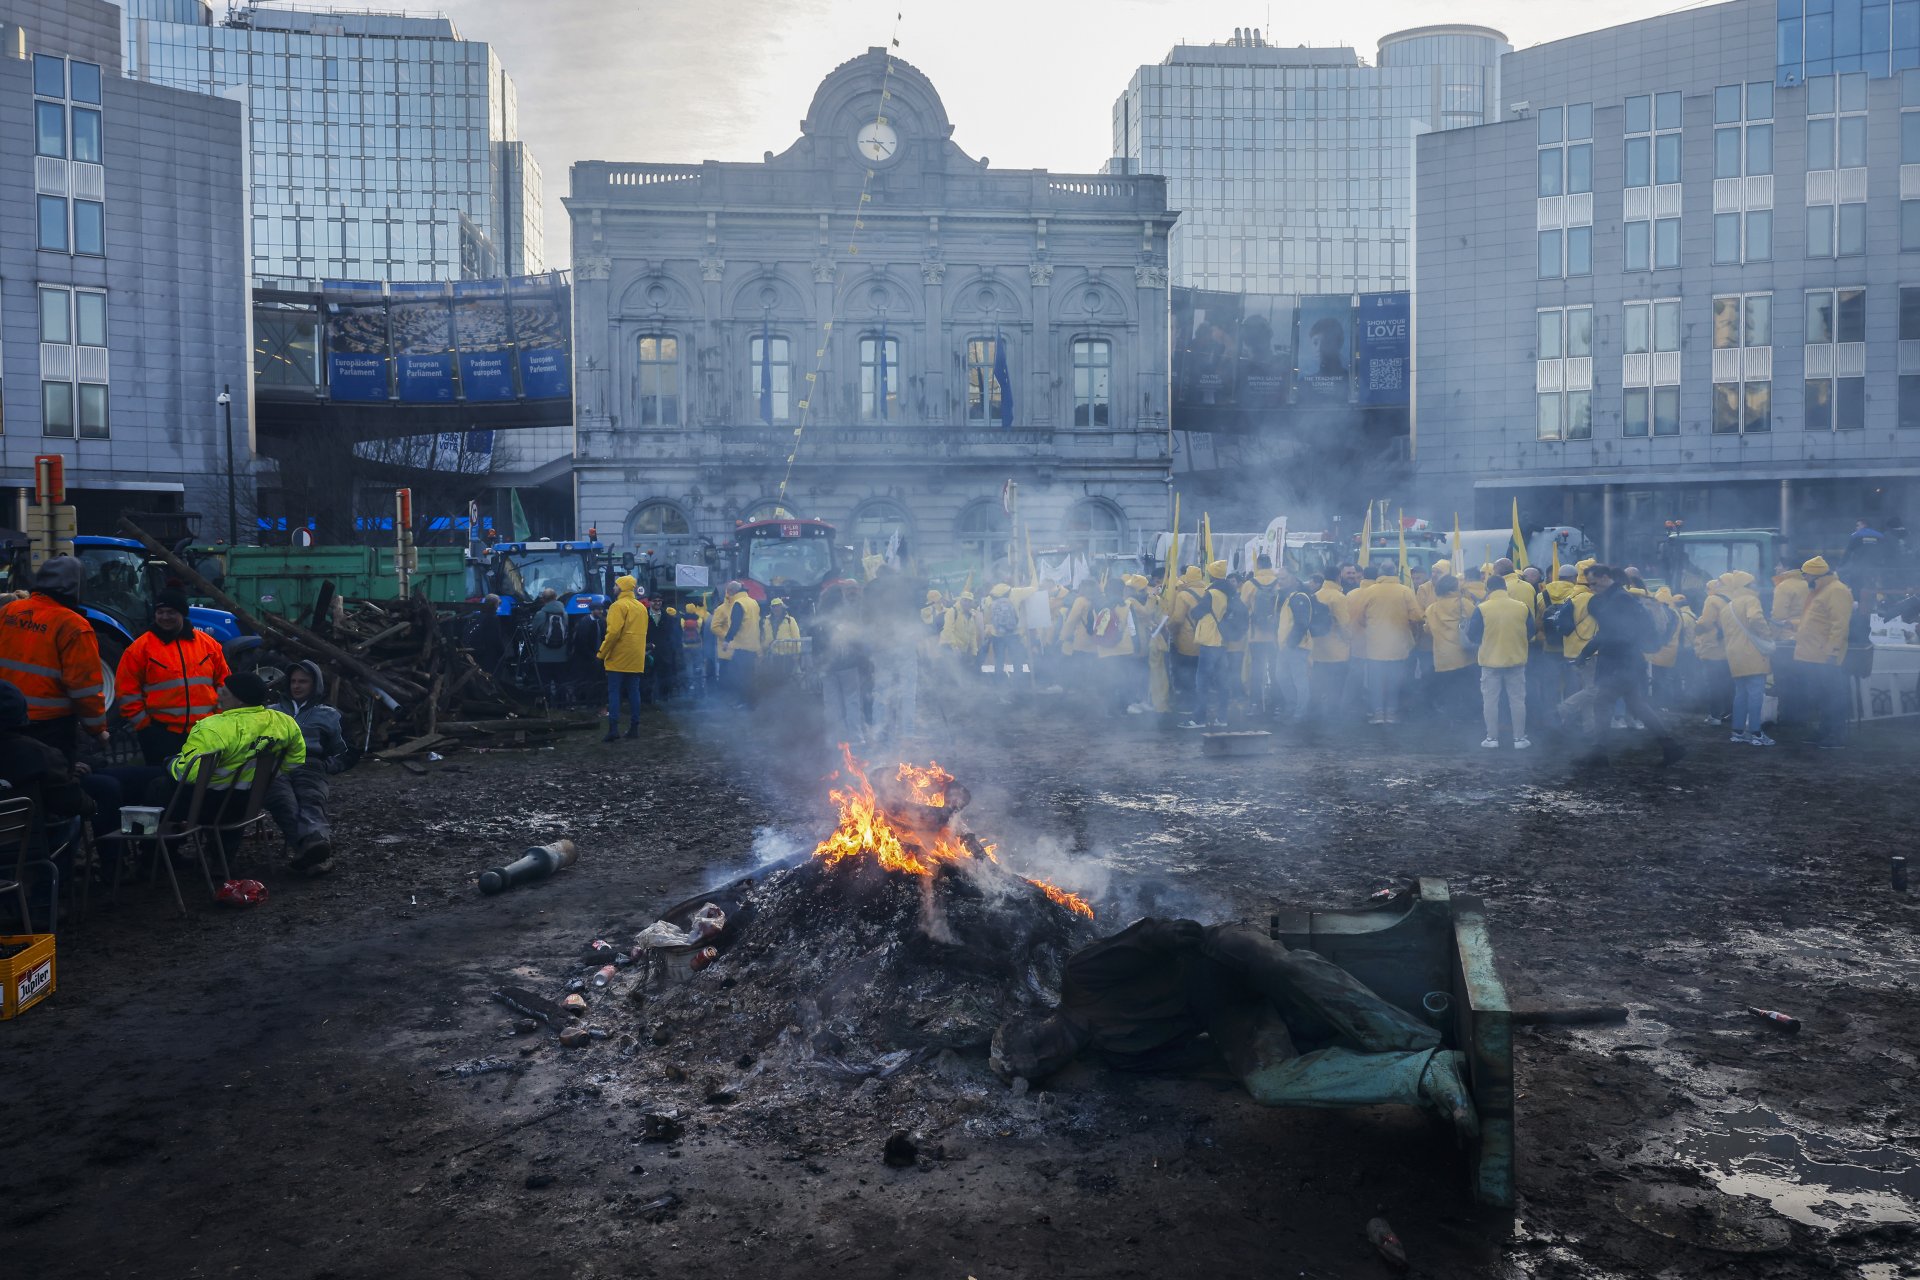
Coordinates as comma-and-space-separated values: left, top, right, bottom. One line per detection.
5, 692, 1919, 1279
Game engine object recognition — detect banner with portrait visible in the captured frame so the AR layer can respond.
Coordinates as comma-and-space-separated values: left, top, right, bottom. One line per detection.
1294, 296, 1355, 405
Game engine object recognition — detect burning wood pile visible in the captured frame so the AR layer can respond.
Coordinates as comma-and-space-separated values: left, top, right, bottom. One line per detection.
120, 519, 589, 758
628, 749, 1099, 1086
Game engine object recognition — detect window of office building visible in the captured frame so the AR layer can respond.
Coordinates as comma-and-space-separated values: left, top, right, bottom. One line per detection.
1903, 74, 1920, 250
1538, 226, 1593, 279
1777, 3, 1920, 80
1623, 299, 1682, 437
33, 56, 105, 259
1900, 286, 1920, 428
1805, 287, 1867, 430
1711, 294, 1773, 434
1535, 306, 1593, 441
1537, 103, 1593, 196
1623, 92, 1682, 274
1806, 74, 1868, 259
1712, 81, 1775, 264
860, 334, 901, 422
37, 285, 108, 439
634, 334, 679, 426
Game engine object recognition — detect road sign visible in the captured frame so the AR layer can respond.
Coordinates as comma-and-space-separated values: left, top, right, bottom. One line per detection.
33, 455, 65, 505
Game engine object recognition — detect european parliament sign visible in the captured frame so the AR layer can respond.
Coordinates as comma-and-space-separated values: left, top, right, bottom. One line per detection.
320, 273, 572, 404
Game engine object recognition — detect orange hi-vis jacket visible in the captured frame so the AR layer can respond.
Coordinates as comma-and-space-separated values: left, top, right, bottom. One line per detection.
117, 627, 230, 733
0, 593, 107, 730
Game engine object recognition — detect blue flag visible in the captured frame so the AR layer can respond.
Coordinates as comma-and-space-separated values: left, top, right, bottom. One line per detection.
758, 318, 773, 425
992, 327, 1013, 428
876, 325, 889, 422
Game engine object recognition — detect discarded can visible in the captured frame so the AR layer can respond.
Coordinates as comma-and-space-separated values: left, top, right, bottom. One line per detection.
561, 993, 589, 1017
689, 946, 720, 971
1895, 856, 1909, 893
1747, 1007, 1801, 1032
478, 840, 577, 896
591, 964, 617, 988
1366, 1217, 1409, 1270
558, 1025, 592, 1048
585, 939, 616, 961
1367, 887, 1397, 905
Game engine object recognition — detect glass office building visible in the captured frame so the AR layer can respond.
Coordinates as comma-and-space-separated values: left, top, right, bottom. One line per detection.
1108, 25, 1508, 295
118, 0, 544, 287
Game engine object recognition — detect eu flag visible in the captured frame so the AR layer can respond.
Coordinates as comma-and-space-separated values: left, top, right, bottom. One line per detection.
992, 327, 1013, 428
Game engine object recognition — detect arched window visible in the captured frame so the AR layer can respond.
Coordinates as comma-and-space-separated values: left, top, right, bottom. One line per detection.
626, 500, 692, 556
634, 334, 679, 425
964, 334, 1008, 425
1071, 337, 1112, 426
749, 332, 791, 424
741, 500, 791, 524
860, 333, 900, 422
1062, 499, 1125, 560
955, 502, 1012, 575
850, 500, 913, 557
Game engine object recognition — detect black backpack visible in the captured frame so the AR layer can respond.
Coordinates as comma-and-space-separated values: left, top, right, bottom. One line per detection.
1282, 590, 1316, 645
1543, 597, 1579, 642
539, 609, 569, 651
1214, 586, 1251, 643
1250, 578, 1282, 631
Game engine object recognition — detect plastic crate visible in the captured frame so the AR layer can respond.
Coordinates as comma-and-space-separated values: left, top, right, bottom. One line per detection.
0, 933, 56, 1020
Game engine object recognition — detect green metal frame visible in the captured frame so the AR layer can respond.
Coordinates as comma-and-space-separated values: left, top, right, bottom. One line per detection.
1269, 876, 1515, 1209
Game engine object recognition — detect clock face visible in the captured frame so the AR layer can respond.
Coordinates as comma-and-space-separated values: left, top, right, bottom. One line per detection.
856, 120, 900, 163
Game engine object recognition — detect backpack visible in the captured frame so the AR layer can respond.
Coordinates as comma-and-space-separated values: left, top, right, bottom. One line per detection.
1282, 590, 1317, 645
1543, 597, 1579, 641
1214, 587, 1251, 643
1250, 578, 1282, 631
1094, 607, 1124, 645
539, 608, 569, 651
989, 597, 1019, 634
1639, 597, 1678, 653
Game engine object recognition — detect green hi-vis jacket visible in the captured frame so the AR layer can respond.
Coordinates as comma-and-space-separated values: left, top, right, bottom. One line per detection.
170, 704, 308, 791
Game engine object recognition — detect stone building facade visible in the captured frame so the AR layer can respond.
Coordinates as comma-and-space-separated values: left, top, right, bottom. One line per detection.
565, 50, 1176, 576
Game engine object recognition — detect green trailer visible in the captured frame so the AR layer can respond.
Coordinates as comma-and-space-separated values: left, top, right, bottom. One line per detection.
186, 545, 472, 619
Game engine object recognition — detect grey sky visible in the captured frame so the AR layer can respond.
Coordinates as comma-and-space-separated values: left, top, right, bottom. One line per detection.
434, 0, 1709, 264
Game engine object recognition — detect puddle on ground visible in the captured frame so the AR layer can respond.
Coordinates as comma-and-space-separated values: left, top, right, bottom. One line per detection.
1667, 1103, 1920, 1231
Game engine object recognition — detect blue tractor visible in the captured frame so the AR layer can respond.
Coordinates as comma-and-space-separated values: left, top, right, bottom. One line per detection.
68, 535, 248, 710
482, 539, 614, 616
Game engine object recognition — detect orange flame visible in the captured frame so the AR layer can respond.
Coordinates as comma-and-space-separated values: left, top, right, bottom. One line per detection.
812, 745, 1090, 918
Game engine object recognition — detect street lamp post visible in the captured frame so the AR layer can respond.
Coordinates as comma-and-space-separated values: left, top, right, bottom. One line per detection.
216, 385, 235, 545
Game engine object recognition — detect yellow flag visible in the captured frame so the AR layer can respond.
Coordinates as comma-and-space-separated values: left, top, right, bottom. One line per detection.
962, 570, 973, 597
1397, 509, 1409, 584
1163, 495, 1180, 607
1203, 513, 1214, 566
1024, 520, 1036, 588
1358, 505, 1372, 568
1451, 513, 1463, 571
1511, 497, 1531, 570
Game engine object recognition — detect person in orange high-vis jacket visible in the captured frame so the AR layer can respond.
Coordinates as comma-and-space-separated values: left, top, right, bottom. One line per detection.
0, 556, 107, 760
116, 587, 231, 765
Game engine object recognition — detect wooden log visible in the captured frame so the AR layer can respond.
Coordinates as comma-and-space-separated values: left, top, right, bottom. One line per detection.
375, 733, 454, 761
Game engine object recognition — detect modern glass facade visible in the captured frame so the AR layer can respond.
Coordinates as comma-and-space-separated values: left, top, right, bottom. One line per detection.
1109, 25, 1507, 294
119, 0, 544, 287
1776, 0, 1920, 85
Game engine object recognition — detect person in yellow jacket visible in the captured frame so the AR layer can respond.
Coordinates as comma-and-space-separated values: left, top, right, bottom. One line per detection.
1714, 571, 1774, 745
1769, 557, 1813, 727
1465, 576, 1535, 748
1168, 565, 1208, 714
1647, 586, 1685, 708
713, 581, 762, 708
1460, 565, 1490, 604
940, 592, 983, 673
596, 574, 649, 741
1307, 570, 1355, 719
1187, 561, 1235, 727
1493, 558, 1535, 618
981, 582, 1023, 678
1353, 563, 1422, 724
1794, 557, 1854, 748
1691, 578, 1732, 725
165, 671, 306, 862
1241, 555, 1284, 710
1423, 574, 1475, 718
1416, 559, 1450, 613
1552, 561, 1599, 731
1090, 580, 1136, 716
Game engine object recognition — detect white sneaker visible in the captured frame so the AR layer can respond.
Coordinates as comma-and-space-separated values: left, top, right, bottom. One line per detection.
1481, 737, 1500, 749
1512, 738, 1532, 750
1751, 733, 1776, 746
1610, 715, 1630, 730
1729, 732, 1751, 744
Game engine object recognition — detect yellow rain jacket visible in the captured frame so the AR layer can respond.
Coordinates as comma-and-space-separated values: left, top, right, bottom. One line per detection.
715, 590, 762, 659
941, 602, 982, 655
1170, 568, 1207, 657
1794, 573, 1853, 666
1770, 573, 1811, 639
1354, 577, 1422, 661
1424, 594, 1474, 672
1648, 588, 1683, 668
597, 576, 650, 674
1716, 571, 1772, 678
1308, 580, 1353, 664
763, 612, 803, 657
1693, 585, 1729, 661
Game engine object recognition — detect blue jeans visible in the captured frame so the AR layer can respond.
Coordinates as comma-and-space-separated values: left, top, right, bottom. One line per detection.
1730, 673, 1767, 735
606, 670, 643, 726
1367, 658, 1407, 720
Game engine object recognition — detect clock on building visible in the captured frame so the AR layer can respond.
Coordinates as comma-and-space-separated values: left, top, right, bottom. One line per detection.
855, 120, 900, 163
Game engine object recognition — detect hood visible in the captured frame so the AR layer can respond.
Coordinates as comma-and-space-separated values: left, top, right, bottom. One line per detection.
33, 555, 81, 598
1206, 559, 1229, 580
289, 659, 326, 700
1720, 570, 1755, 591
614, 574, 639, 599
1180, 566, 1205, 587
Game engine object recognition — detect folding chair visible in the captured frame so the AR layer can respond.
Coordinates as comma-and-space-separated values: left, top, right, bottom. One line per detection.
99, 754, 218, 917
206, 741, 285, 874
0, 795, 36, 931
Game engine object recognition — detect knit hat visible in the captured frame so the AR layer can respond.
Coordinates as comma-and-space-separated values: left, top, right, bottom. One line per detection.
224, 672, 270, 706
926, 590, 943, 603
155, 587, 192, 616
1180, 566, 1205, 586
32, 556, 81, 597
1431, 559, 1453, 576
1206, 559, 1229, 579
666, 608, 677, 616
1802, 556, 1831, 576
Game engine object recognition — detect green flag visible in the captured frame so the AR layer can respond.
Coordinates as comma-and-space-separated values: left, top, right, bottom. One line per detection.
509, 489, 532, 541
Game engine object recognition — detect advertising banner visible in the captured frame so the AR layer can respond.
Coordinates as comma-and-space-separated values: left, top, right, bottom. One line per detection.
453, 280, 516, 402
390, 282, 455, 403
511, 273, 571, 400
1294, 295, 1355, 405
1354, 292, 1412, 406
323, 281, 390, 402
1171, 289, 1296, 431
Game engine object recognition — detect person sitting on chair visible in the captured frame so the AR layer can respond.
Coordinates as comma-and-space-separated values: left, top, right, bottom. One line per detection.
158, 672, 305, 861
265, 660, 349, 876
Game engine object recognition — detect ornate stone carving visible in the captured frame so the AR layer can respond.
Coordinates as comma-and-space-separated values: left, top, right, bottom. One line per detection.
921, 258, 946, 285
1134, 262, 1168, 289
812, 257, 838, 284
699, 256, 727, 282
1028, 259, 1054, 286
576, 253, 612, 282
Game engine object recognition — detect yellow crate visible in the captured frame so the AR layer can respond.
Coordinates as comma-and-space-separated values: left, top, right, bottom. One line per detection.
0, 934, 56, 1020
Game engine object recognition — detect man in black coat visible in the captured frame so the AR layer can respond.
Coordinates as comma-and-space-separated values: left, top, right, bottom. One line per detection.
1553, 565, 1685, 765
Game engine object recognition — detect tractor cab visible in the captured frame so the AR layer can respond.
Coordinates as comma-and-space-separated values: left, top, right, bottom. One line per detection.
486, 540, 611, 616
731, 518, 854, 618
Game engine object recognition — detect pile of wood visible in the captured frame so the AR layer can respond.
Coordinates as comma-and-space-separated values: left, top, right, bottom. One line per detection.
120, 519, 597, 759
